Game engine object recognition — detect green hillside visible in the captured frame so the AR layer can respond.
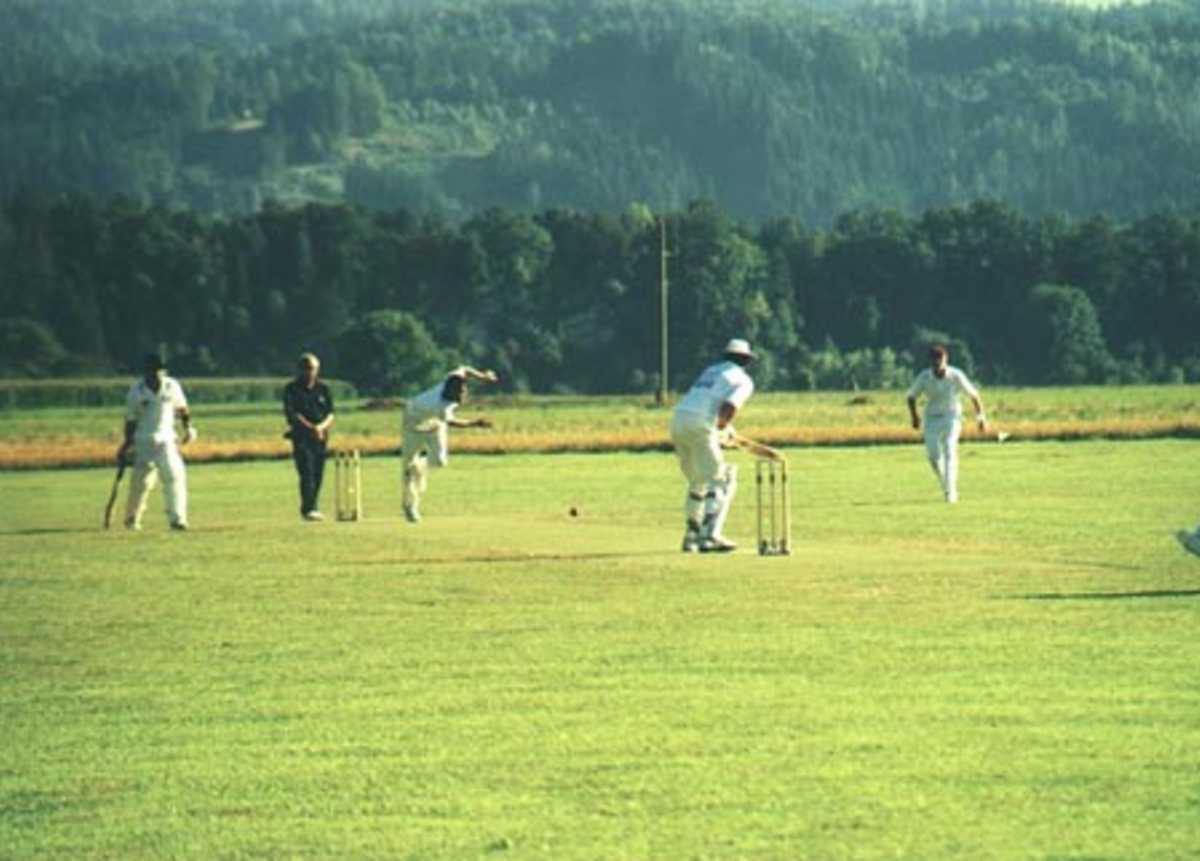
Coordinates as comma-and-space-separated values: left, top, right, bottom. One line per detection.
1, 0, 1196, 224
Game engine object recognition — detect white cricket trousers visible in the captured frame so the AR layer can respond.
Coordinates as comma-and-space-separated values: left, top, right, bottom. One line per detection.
670, 412, 736, 538
923, 413, 962, 502
401, 419, 449, 511
126, 439, 188, 527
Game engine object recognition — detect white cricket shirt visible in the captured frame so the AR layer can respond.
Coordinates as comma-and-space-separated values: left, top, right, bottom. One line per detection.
405, 381, 458, 431
673, 360, 755, 428
906, 366, 979, 418
125, 376, 188, 443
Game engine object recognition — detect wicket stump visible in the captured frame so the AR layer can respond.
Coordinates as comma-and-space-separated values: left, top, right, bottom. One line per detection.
755, 457, 791, 556
335, 449, 363, 521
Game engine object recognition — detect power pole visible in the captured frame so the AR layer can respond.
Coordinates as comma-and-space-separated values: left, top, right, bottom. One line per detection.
657, 215, 670, 406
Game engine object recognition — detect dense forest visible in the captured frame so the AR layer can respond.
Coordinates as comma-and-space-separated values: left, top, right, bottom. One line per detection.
2, 0, 1198, 224
3, 194, 1198, 393
2, 0, 1199, 394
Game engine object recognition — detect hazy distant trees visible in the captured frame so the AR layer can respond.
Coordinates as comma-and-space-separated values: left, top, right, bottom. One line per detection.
1, 0, 1199, 224
4, 0, 1200, 390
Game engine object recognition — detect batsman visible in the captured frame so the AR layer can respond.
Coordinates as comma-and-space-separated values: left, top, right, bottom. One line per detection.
669, 338, 756, 553
116, 353, 196, 531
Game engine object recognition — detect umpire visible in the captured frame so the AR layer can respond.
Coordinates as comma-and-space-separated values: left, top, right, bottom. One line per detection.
283, 352, 336, 521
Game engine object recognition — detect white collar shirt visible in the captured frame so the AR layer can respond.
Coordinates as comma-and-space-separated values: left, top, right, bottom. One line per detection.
906, 366, 979, 418
125, 376, 188, 443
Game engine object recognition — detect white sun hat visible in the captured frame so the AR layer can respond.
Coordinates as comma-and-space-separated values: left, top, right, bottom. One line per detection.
723, 338, 754, 358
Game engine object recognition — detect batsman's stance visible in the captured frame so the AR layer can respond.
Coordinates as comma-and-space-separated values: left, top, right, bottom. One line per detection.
670, 338, 756, 553
401, 366, 499, 523
117, 353, 196, 531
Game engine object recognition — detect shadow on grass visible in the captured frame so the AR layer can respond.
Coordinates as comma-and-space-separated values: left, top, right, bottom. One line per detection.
1, 527, 96, 536
1009, 589, 1200, 601
359, 550, 678, 566
1, 525, 245, 536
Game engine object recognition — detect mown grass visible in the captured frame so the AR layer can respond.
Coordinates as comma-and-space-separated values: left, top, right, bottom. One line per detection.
2, 439, 1199, 858
2, 385, 1199, 468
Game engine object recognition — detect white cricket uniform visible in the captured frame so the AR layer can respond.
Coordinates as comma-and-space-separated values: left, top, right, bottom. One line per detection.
907, 365, 980, 502
670, 361, 755, 538
124, 376, 189, 527
400, 379, 460, 512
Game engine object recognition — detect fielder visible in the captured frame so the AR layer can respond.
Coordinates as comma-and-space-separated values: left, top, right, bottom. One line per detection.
401, 366, 499, 523
906, 344, 988, 504
116, 353, 196, 531
670, 338, 756, 553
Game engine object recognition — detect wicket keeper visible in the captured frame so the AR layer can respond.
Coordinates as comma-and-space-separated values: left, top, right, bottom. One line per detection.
401, 366, 499, 523
670, 338, 756, 553
283, 352, 335, 521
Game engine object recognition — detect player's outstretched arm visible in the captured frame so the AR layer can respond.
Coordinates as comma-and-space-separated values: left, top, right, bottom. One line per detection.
460, 367, 500, 383
448, 416, 493, 429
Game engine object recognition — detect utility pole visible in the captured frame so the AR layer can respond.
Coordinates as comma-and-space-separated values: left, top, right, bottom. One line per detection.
656, 215, 670, 406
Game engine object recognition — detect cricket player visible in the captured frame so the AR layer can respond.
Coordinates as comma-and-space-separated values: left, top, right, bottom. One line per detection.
116, 353, 196, 531
401, 365, 499, 523
670, 338, 756, 553
906, 344, 988, 504
283, 352, 336, 521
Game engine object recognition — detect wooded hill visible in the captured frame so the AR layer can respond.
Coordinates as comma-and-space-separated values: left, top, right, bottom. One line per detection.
2, 0, 1198, 225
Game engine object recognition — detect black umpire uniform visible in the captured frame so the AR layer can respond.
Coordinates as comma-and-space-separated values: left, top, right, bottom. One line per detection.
283, 364, 335, 518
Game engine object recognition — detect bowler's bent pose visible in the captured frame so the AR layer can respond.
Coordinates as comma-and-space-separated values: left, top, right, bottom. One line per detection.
401, 366, 498, 523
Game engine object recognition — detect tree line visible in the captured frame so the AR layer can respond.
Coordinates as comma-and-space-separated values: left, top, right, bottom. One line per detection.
1, 0, 1199, 225
3, 193, 1198, 394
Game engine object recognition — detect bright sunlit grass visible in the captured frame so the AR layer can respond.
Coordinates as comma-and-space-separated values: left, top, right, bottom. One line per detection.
2, 437, 1199, 858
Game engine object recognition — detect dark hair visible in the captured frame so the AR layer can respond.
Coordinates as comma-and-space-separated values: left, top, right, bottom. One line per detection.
441, 375, 467, 402
725, 352, 752, 368
143, 353, 166, 370
928, 344, 949, 361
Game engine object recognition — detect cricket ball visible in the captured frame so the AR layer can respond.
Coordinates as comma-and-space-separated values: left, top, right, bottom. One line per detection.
569, 506, 579, 517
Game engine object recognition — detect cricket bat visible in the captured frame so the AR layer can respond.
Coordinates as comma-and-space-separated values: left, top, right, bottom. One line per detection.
103, 460, 127, 529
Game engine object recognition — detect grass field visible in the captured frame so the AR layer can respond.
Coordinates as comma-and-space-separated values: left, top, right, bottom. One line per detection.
2, 434, 1199, 859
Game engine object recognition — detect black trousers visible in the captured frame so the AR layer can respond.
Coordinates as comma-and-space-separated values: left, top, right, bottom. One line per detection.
291, 437, 327, 515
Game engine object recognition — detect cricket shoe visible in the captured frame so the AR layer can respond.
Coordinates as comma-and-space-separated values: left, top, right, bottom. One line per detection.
124, 518, 142, 532
303, 510, 324, 522
170, 521, 189, 531
681, 532, 701, 553
699, 536, 737, 554
403, 504, 421, 524
1175, 530, 1200, 558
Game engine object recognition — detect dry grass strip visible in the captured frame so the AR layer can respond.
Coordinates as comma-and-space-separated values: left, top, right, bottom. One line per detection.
4, 417, 1199, 470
